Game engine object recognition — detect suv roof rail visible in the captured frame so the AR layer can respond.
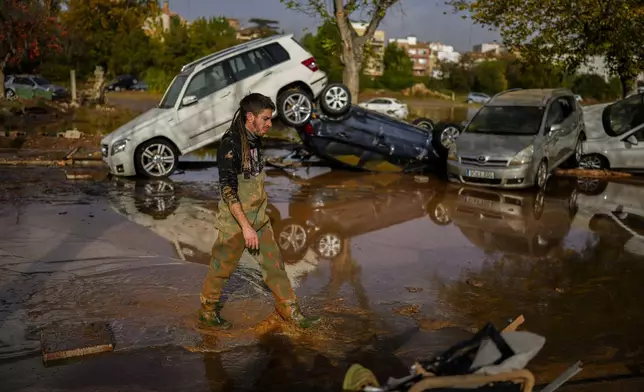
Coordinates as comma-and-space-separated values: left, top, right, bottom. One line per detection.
180, 33, 293, 72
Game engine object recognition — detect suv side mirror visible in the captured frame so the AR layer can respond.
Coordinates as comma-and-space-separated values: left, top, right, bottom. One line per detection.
626, 134, 639, 146
181, 95, 198, 107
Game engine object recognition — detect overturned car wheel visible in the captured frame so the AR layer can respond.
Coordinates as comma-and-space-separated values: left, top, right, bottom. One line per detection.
432, 122, 462, 156
277, 88, 314, 128
319, 83, 352, 117
412, 117, 435, 132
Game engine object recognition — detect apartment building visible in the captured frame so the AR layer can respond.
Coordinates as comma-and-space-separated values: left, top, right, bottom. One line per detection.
473, 42, 505, 55
388, 36, 432, 77
352, 22, 386, 77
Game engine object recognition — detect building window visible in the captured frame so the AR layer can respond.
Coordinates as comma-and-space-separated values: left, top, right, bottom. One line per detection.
418, 58, 428, 64
408, 49, 417, 55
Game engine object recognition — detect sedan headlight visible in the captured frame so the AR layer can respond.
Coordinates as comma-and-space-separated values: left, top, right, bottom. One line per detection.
447, 146, 458, 161
508, 145, 534, 166
111, 138, 129, 155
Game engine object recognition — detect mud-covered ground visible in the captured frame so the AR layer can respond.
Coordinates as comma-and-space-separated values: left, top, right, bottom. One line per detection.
1, 159, 644, 391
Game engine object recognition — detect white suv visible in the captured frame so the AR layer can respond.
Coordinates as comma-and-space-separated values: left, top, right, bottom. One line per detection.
101, 34, 328, 178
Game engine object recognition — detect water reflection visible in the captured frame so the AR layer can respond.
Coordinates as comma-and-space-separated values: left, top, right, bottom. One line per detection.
434, 177, 644, 382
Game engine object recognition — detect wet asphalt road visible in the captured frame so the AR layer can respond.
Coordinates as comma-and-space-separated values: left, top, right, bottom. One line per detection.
2, 160, 644, 391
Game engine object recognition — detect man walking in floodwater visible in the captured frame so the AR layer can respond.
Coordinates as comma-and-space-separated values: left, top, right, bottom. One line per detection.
199, 93, 320, 330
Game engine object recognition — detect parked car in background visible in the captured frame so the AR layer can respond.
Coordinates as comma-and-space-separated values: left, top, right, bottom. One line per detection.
130, 81, 148, 91
466, 92, 491, 104
106, 74, 139, 92
101, 34, 328, 178
3, 75, 68, 100
579, 92, 644, 172
357, 97, 409, 119
446, 88, 585, 189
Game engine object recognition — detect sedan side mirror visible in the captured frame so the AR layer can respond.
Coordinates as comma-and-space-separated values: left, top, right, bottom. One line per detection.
548, 123, 563, 134
626, 134, 639, 145
181, 95, 198, 107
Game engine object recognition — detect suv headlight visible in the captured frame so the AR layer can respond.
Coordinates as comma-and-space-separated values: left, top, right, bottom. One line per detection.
111, 138, 129, 155
447, 146, 458, 161
509, 145, 534, 166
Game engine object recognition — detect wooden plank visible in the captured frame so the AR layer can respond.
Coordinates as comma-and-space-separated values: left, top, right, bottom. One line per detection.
41, 321, 115, 363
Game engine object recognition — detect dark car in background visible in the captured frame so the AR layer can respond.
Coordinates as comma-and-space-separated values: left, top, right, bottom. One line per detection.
106, 74, 139, 92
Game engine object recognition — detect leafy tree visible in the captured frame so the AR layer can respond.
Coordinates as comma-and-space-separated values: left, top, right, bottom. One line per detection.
300, 21, 343, 83
447, 0, 644, 97
281, 0, 400, 102
0, 0, 63, 98
62, 0, 158, 76
189, 17, 239, 59
472, 60, 507, 94
379, 43, 413, 91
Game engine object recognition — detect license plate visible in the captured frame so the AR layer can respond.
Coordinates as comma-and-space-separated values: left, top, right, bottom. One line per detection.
466, 170, 494, 179
464, 196, 492, 208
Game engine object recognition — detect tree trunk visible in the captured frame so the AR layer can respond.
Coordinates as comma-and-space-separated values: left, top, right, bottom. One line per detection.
0, 66, 5, 100
343, 52, 361, 104
620, 74, 637, 98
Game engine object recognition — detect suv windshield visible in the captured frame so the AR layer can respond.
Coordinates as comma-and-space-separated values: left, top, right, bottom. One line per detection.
465, 105, 545, 135
158, 73, 190, 109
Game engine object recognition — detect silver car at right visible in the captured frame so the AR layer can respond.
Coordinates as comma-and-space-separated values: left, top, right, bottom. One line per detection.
446, 88, 586, 189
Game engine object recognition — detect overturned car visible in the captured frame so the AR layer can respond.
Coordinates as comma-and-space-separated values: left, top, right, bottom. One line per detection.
270, 83, 464, 174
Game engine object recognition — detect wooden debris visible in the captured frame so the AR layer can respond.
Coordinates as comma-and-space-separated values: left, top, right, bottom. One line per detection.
41, 321, 115, 363
555, 168, 631, 178
502, 315, 526, 332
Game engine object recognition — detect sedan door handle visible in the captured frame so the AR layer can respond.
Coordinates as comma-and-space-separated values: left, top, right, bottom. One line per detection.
263, 71, 273, 77
337, 132, 348, 139
221, 91, 231, 98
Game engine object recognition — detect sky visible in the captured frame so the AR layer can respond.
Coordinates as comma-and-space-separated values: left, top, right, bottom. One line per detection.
165, 0, 501, 53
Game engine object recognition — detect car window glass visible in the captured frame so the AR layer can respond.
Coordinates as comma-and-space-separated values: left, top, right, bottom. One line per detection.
247, 49, 274, 71
227, 52, 262, 80
262, 43, 290, 64
603, 94, 644, 137
14, 77, 34, 86
546, 100, 564, 127
184, 63, 233, 101
466, 106, 545, 135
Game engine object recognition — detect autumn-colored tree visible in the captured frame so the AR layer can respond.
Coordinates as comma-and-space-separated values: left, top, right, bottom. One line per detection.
0, 0, 63, 98
447, 0, 644, 97
281, 0, 399, 103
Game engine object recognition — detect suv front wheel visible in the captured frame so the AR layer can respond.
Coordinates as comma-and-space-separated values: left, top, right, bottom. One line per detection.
277, 88, 313, 128
134, 138, 179, 178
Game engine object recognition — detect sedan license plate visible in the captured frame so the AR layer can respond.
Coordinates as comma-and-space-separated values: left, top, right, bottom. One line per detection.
464, 196, 492, 208
466, 170, 494, 179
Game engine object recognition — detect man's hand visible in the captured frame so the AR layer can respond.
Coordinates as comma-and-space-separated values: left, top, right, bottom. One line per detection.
242, 224, 259, 250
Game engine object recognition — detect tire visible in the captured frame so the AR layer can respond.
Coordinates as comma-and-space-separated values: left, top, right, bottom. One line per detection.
134, 178, 179, 220
277, 88, 313, 128
5, 89, 15, 99
466, 99, 473, 104
319, 83, 352, 117
412, 117, 435, 132
312, 231, 343, 259
534, 159, 548, 189
578, 153, 608, 170
532, 188, 545, 220
273, 218, 309, 264
134, 138, 179, 178
432, 122, 462, 157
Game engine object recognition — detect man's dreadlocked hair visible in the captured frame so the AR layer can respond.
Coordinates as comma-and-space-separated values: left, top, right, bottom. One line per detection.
227, 93, 276, 174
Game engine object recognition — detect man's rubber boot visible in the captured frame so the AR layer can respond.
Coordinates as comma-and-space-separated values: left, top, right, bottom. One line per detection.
199, 302, 232, 330
277, 300, 321, 329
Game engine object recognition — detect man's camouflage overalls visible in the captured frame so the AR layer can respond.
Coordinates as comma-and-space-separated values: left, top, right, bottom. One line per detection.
199, 127, 319, 329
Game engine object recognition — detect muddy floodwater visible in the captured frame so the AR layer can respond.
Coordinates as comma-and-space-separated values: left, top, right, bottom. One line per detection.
1, 163, 644, 391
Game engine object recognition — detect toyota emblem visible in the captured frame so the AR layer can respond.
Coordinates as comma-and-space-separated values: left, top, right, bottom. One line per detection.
477, 155, 488, 162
